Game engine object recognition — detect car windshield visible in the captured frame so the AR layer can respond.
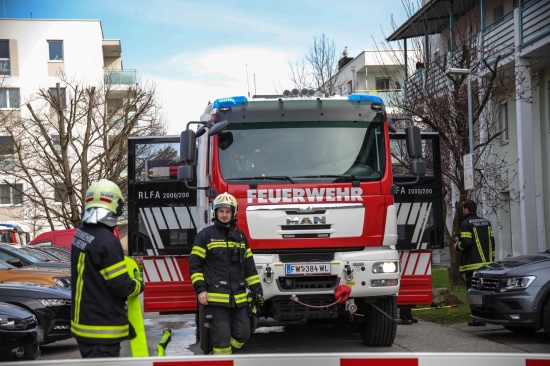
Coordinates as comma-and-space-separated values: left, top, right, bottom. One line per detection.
218, 121, 385, 182
0, 245, 40, 263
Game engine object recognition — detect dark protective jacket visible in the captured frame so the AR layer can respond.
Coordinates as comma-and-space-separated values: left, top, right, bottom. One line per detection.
458, 212, 495, 273
189, 221, 262, 308
70, 223, 142, 344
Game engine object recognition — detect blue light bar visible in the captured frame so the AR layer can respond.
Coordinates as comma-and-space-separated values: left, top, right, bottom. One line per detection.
348, 94, 383, 103
212, 96, 248, 109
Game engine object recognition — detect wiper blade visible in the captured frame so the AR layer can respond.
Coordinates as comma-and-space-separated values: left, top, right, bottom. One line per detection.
293, 174, 359, 181
226, 176, 296, 183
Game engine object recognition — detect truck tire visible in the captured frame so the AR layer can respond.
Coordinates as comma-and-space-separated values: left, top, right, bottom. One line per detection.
198, 304, 213, 354
360, 296, 397, 347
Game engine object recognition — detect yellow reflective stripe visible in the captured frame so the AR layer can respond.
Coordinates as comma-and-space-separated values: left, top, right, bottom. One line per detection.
207, 242, 227, 250
191, 246, 206, 258
245, 248, 253, 258
71, 320, 129, 339
234, 293, 247, 304
246, 274, 260, 286
99, 260, 128, 281
74, 252, 86, 323
207, 292, 230, 303
213, 346, 232, 355
473, 227, 487, 263
460, 261, 492, 272
191, 272, 204, 284
460, 231, 472, 239
129, 279, 142, 297
230, 337, 245, 349
227, 242, 245, 248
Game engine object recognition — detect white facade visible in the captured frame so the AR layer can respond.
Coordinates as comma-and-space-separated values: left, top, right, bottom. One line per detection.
0, 19, 126, 235
386, 0, 550, 258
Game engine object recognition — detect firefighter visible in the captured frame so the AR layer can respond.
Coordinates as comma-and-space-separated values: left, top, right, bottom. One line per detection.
189, 192, 263, 355
70, 179, 144, 358
455, 199, 494, 326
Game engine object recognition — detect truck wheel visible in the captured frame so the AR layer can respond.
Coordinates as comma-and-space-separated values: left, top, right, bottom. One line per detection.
198, 304, 213, 354
360, 296, 397, 347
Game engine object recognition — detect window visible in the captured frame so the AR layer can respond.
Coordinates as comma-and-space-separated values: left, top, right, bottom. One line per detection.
49, 87, 67, 108
0, 136, 14, 171
375, 78, 390, 91
54, 182, 69, 203
348, 80, 353, 94
48, 40, 63, 61
0, 40, 9, 76
0, 88, 20, 109
51, 135, 61, 153
499, 103, 509, 143
493, 6, 504, 22
0, 183, 23, 205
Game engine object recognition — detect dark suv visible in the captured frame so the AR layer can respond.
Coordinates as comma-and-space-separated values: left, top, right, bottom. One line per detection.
468, 251, 550, 336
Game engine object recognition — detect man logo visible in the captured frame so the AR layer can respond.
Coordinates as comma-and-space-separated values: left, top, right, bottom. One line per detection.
287, 217, 326, 225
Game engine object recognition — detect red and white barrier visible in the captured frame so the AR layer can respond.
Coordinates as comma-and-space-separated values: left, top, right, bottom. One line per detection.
3, 353, 549, 366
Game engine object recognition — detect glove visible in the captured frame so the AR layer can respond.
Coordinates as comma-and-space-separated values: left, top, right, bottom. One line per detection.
134, 269, 145, 295
256, 294, 264, 307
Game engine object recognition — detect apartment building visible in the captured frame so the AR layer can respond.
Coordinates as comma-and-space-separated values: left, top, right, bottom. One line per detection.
0, 19, 136, 235
385, 0, 550, 258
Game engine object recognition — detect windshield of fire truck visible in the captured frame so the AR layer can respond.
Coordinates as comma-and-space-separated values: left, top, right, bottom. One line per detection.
218, 121, 385, 182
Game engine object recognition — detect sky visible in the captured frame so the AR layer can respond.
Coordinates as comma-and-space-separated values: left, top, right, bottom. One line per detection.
4, 0, 411, 135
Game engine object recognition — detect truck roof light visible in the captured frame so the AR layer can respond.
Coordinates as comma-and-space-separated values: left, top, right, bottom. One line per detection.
212, 96, 248, 109
348, 94, 383, 103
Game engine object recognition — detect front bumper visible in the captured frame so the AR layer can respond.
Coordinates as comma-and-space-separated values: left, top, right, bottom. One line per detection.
468, 288, 539, 328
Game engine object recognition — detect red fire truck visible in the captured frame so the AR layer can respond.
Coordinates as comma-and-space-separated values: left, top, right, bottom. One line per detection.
127, 92, 443, 349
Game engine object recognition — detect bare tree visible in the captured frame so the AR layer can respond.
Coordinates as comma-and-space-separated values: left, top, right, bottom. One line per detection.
288, 34, 343, 95
0, 73, 165, 234
377, 2, 529, 284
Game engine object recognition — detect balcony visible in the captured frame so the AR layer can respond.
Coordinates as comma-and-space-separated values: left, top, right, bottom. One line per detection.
405, 0, 550, 94
104, 70, 137, 99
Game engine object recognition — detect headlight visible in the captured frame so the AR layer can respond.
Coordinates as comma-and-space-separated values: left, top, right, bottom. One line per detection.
372, 261, 398, 273
53, 278, 72, 288
38, 299, 71, 307
0, 316, 28, 330
500, 276, 536, 291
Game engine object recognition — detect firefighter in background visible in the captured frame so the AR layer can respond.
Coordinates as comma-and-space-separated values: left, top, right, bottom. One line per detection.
70, 179, 144, 358
455, 199, 494, 326
189, 192, 263, 355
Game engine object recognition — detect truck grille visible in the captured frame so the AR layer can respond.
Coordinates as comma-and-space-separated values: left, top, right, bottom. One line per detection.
272, 298, 341, 321
278, 275, 338, 290
281, 224, 331, 230
471, 276, 500, 291
279, 252, 335, 262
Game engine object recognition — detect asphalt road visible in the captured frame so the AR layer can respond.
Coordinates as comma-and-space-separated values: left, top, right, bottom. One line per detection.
37, 312, 550, 360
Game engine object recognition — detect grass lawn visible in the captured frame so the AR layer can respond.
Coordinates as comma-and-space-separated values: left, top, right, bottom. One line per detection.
411, 265, 472, 324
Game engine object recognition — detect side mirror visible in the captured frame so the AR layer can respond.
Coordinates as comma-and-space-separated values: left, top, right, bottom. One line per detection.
177, 165, 194, 182
405, 125, 422, 159
411, 160, 426, 176
180, 130, 196, 164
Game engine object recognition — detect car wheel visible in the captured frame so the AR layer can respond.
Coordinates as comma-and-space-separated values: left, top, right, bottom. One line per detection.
541, 296, 550, 336
503, 326, 538, 334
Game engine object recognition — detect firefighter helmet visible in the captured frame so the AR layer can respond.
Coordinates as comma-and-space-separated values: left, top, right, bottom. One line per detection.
84, 179, 125, 217
213, 192, 238, 220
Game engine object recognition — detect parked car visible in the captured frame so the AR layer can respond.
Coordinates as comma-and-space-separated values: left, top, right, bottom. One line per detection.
0, 282, 71, 344
28, 228, 77, 250
468, 251, 550, 336
19, 247, 60, 261
0, 244, 70, 269
0, 301, 40, 360
0, 260, 71, 288
22, 246, 70, 261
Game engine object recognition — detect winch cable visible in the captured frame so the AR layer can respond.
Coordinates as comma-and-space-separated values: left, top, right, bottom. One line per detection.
288, 294, 345, 309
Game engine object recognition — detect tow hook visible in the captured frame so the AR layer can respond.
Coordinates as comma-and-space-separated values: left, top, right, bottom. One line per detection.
264, 266, 274, 283
343, 264, 353, 281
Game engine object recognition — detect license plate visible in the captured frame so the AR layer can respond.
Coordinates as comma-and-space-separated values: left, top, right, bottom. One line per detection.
285, 263, 330, 275
37, 326, 44, 343
469, 294, 483, 306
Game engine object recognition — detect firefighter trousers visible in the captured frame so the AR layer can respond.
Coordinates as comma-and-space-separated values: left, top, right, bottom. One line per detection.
208, 305, 250, 355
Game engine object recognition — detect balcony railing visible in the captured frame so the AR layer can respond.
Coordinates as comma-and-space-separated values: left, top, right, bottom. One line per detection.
104, 70, 137, 85
405, 0, 550, 94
